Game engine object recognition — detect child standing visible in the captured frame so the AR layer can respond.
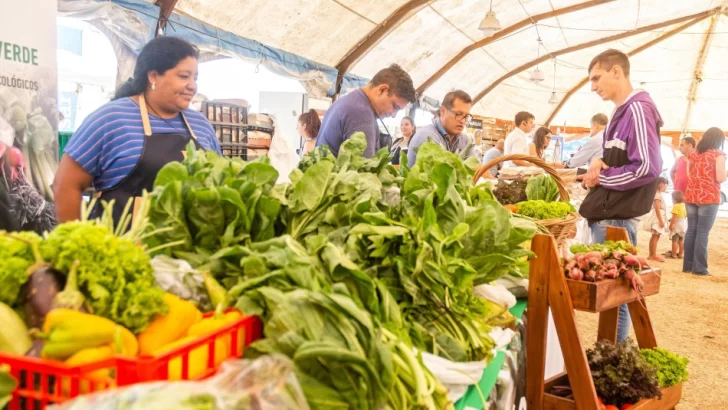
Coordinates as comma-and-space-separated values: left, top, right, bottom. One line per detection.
668, 190, 688, 258
643, 177, 669, 262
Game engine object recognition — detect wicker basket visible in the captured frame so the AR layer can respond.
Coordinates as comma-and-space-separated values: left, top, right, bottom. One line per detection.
474, 154, 579, 247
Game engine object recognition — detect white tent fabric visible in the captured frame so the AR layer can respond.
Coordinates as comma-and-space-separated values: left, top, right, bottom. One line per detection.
106, 0, 728, 131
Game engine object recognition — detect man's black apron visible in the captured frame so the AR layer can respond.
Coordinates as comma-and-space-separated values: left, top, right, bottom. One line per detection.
96, 94, 203, 226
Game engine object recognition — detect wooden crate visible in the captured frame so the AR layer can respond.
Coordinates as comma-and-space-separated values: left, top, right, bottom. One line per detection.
544, 374, 682, 410
566, 269, 661, 313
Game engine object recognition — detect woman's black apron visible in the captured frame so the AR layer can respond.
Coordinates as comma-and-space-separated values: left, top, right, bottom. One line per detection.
95, 94, 203, 226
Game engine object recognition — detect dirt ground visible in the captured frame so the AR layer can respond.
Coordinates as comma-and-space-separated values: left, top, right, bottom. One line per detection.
575, 217, 728, 409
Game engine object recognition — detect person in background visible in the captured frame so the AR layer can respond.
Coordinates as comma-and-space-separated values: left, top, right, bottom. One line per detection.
407, 90, 475, 167
482, 139, 505, 177
54, 36, 221, 226
668, 190, 687, 259
670, 136, 696, 193
503, 111, 535, 167
642, 177, 669, 262
391, 116, 415, 165
297, 109, 321, 157
316, 64, 416, 158
567, 113, 608, 169
529, 127, 565, 168
580, 49, 663, 343
683, 127, 726, 276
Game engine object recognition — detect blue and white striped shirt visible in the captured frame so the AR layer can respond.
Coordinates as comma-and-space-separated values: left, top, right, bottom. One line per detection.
64, 98, 221, 191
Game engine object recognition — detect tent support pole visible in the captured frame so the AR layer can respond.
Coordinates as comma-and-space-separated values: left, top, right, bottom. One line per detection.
415, 0, 614, 97
544, 15, 712, 126
471, 8, 718, 106
681, 13, 720, 135
154, 0, 179, 36
333, 0, 430, 97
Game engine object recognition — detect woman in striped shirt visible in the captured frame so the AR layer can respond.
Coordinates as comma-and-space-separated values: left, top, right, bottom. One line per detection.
54, 36, 220, 225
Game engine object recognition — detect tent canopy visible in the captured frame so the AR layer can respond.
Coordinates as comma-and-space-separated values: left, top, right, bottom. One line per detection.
65, 0, 728, 131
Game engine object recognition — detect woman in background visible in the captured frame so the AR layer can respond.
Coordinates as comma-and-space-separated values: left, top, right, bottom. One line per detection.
391, 116, 415, 165
683, 127, 726, 276
529, 126, 564, 168
297, 109, 321, 157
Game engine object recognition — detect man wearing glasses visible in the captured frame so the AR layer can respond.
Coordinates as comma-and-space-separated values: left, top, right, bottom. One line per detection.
407, 90, 475, 167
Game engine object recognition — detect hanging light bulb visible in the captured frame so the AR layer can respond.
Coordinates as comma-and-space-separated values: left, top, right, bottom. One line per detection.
479, 0, 502, 35
530, 67, 545, 82
530, 37, 545, 83
548, 59, 558, 104
548, 92, 558, 104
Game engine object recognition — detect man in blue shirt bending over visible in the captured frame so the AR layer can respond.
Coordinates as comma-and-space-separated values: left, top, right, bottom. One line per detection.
316, 64, 416, 158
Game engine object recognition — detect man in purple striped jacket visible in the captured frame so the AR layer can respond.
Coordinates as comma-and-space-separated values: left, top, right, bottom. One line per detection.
580, 49, 663, 343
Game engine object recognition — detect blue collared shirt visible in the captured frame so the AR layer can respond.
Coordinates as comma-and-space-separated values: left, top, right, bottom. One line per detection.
407, 119, 470, 167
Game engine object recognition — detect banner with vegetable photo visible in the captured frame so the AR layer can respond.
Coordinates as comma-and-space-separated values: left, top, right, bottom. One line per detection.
0, 0, 58, 204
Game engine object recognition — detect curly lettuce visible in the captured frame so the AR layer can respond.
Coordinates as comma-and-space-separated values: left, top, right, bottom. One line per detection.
0, 231, 41, 306
41, 222, 167, 333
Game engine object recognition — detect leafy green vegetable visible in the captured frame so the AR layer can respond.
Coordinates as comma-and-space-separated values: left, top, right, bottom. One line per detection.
40, 222, 167, 333
143, 143, 282, 277
515, 200, 575, 220
0, 364, 17, 408
245, 287, 452, 410
0, 231, 41, 307
493, 179, 528, 205
570, 241, 636, 256
640, 347, 689, 387
587, 339, 662, 407
526, 175, 560, 202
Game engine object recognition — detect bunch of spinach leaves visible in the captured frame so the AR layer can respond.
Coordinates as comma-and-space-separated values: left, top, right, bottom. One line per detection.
244, 286, 452, 410
142, 144, 283, 275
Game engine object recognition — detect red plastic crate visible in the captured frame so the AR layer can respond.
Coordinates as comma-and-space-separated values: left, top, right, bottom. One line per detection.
0, 312, 262, 409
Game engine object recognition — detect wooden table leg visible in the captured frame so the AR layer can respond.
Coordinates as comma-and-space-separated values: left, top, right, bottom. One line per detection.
597, 307, 619, 344
526, 235, 553, 410
628, 299, 658, 349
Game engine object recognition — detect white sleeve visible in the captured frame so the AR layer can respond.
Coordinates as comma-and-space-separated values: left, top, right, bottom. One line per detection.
511, 136, 529, 155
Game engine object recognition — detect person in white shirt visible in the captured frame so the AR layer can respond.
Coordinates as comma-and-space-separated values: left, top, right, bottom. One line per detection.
567, 113, 608, 169
503, 111, 535, 167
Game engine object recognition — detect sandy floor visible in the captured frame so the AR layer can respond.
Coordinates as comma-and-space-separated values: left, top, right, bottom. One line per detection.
574, 218, 728, 409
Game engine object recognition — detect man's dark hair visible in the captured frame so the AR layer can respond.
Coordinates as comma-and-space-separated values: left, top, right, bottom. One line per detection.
588, 49, 630, 77
697, 127, 725, 153
681, 136, 696, 148
369, 64, 416, 103
442, 90, 472, 109
514, 111, 535, 127
591, 113, 608, 126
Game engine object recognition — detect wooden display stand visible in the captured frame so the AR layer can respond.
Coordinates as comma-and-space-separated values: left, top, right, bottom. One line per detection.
526, 227, 681, 410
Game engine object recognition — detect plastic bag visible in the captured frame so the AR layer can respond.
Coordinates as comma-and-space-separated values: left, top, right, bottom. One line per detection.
266, 114, 300, 184
49, 355, 310, 410
151, 255, 212, 311
420, 352, 488, 403
474, 283, 517, 309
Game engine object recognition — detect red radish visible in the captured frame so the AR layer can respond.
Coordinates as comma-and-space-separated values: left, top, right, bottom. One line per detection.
564, 259, 577, 271
595, 269, 605, 281
623, 268, 644, 293
584, 270, 597, 282
612, 251, 623, 260
571, 268, 584, 281
604, 269, 619, 279
636, 256, 649, 268
622, 254, 640, 267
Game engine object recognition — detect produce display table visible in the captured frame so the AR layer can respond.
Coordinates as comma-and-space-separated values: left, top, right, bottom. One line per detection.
455, 299, 527, 410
